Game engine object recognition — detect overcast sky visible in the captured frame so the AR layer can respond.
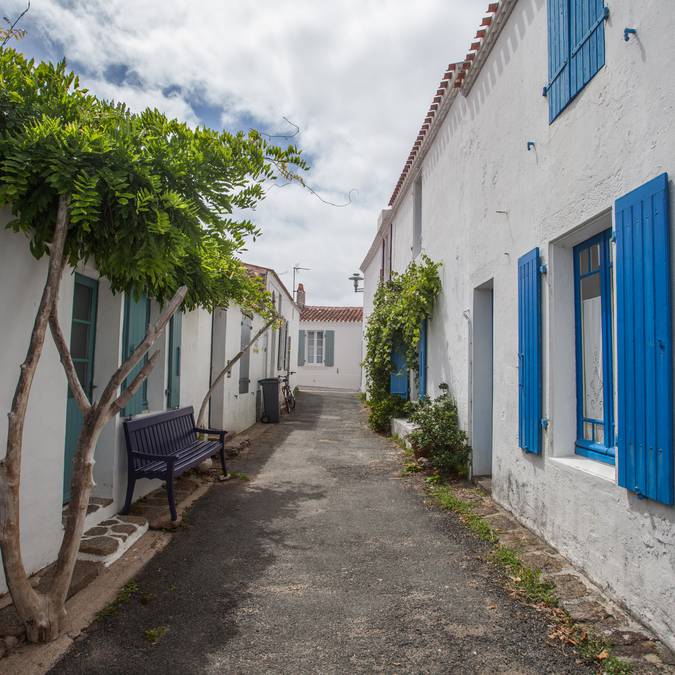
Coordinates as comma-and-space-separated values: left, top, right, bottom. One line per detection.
6, 0, 481, 306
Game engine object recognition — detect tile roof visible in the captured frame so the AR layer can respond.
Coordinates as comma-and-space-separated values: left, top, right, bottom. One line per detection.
388, 0, 513, 208
300, 306, 363, 323
243, 262, 296, 305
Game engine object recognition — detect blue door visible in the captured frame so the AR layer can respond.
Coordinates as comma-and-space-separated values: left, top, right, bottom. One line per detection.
122, 293, 151, 416
63, 274, 99, 503
167, 312, 182, 408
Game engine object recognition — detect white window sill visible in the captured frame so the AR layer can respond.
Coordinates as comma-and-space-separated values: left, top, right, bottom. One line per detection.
549, 455, 616, 483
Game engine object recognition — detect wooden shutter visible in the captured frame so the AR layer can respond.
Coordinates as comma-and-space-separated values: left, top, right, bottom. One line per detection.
390, 345, 409, 399
298, 329, 305, 366
545, 0, 570, 122
518, 248, 542, 454
324, 330, 335, 367
569, 0, 607, 99
122, 293, 150, 416
418, 320, 427, 398
615, 173, 673, 505
167, 311, 182, 409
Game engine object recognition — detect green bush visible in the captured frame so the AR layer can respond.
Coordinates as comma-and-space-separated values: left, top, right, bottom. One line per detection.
367, 395, 411, 434
408, 384, 471, 476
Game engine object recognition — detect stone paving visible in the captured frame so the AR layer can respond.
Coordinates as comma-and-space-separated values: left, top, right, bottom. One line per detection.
50, 390, 604, 674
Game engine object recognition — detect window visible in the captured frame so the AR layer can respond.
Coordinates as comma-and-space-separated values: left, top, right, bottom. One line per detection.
306, 330, 324, 365
574, 229, 615, 463
239, 314, 252, 394
412, 176, 422, 257
545, 0, 607, 123
277, 319, 287, 371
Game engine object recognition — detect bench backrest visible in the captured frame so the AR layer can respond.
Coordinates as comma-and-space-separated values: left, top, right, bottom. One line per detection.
124, 406, 197, 460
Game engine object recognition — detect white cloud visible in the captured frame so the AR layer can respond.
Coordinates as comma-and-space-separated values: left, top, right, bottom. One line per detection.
6, 0, 482, 304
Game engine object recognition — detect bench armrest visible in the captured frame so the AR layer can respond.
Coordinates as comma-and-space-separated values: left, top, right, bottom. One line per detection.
194, 427, 226, 443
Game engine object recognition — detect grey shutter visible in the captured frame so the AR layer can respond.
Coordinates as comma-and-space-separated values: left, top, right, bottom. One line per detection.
324, 330, 335, 367
298, 330, 305, 366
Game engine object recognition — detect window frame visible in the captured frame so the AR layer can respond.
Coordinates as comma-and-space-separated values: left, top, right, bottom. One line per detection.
306, 330, 325, 366
573, 228, 615, 464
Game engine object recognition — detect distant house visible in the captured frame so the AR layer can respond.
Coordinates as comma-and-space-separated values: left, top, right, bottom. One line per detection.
295, 284, 363, 391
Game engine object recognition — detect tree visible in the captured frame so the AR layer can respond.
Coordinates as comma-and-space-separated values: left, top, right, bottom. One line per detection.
0, 48, 306, 641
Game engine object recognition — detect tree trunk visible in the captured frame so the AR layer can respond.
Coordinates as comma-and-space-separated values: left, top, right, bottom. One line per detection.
197, 316, 276, 428
46, 288, 185, 625
0, 191, 185, 642
0, 196, 69, 642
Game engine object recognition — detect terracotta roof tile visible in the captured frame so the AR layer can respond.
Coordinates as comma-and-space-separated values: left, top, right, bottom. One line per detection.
300, 306, 363, 323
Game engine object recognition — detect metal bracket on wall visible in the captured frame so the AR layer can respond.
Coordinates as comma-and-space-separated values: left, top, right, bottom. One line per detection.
624, 28, 637, 41
540, 418, 549, 430
539, 263, 548, 274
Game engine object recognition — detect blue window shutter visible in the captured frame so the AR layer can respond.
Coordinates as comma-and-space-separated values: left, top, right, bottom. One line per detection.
167, 311, 182, 409
390, 345, 409, 399
546, 0, 570, 122
298, 330, 305, 366
569, 0, 607, 99
615, 173, 673, 505
324, 330, 335, 367
518, 248, 542, 454
418, 320, 427, 399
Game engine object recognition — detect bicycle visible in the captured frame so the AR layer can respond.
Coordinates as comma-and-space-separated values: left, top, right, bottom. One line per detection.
280, 371, 296, 413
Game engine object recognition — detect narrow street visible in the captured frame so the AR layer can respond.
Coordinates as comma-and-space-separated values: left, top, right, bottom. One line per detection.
50, 391, 588, 674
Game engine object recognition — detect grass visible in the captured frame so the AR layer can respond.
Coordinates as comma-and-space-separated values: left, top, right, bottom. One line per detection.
144, 625, 168, 644
96, 580, 140, 620
418, 477, 632, 673
228, 471, 250, 481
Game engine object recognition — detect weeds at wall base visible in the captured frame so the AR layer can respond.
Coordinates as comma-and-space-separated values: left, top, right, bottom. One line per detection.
421, 481, 632, 673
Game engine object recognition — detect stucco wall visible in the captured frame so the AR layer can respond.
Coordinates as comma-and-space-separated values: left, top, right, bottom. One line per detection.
296, 320, 362, 390
362, 0, 675, 649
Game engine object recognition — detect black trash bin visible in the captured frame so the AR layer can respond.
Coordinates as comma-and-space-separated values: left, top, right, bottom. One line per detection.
259, 377, 280, 423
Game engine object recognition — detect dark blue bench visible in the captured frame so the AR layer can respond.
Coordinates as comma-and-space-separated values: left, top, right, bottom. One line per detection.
122, 406, 227, 521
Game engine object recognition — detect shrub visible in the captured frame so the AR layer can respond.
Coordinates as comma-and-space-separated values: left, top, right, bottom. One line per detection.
408, 384, 471, 476
367, 395, 411, 434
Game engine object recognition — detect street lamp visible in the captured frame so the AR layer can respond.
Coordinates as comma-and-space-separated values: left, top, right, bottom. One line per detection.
292, 264, 310, 300
349, 272, 364, 293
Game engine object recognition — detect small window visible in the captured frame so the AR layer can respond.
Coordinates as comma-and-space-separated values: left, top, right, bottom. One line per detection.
574, 229, 615, 463
306, 330, 324, 365
413, 176, 422, 257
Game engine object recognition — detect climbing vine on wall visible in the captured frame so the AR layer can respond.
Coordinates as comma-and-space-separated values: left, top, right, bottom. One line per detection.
363, 254, 442, 431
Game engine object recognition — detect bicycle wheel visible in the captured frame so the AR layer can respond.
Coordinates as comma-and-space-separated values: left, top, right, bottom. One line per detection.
288, 392, 296, 410
283, 387, 292, 414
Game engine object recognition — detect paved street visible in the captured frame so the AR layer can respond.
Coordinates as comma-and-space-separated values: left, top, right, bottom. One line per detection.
51, 391, 588, 674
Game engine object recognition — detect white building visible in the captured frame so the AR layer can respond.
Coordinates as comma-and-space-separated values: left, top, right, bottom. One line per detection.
361, 0, 675, 651
295, 284, 363, 391
0, 214, 297, 593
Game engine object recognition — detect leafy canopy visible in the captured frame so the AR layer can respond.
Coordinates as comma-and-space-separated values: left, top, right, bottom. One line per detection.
0, 48, 307, 313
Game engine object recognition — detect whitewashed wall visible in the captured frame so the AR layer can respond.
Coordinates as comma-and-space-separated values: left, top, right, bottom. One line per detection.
361, 0, 675, 649
296, 320, 362, 390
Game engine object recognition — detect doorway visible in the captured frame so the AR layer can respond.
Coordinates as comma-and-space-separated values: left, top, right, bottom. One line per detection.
63, 274, 99, 503
471, 280, 493, 477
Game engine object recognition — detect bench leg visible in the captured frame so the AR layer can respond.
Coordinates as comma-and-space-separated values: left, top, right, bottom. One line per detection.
219, 445, 229, 477
122, 471, 136, 515
166, 468, 177, 521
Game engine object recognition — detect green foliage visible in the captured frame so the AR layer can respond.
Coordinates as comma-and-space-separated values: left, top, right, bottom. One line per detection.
428, 483, 497, 543
0, 48, 307, 314
363, 255, 441, 431
367, 394, 412, 433
408, 384, 471, 476
144, 625, 168, 644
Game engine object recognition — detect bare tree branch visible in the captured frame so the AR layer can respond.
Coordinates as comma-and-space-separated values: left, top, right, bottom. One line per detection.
197, 315, 277, 427
256, 116, 300, 140
1, 2, 30, 48
110, 350, 161, 416
97, 286, 187, 411
49, 299, 90, 415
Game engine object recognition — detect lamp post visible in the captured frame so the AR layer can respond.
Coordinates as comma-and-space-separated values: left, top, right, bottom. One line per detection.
292, 264, 310, 300
349, 272, 364, 293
